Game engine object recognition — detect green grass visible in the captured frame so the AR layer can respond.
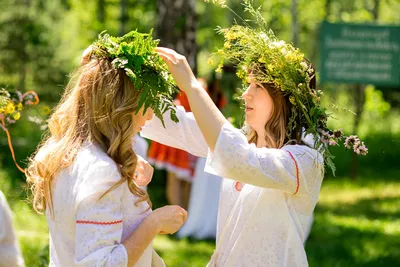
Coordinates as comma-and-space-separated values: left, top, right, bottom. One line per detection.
306, 178, 400, 267
1, 169, 399, 266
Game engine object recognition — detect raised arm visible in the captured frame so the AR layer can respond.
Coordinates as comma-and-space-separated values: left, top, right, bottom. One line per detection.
140, 105, 209, 158
156, 48, 227, 153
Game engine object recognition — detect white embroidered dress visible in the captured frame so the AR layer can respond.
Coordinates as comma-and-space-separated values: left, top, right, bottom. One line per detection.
46, 143, 153, 267
141, 107, 324, 267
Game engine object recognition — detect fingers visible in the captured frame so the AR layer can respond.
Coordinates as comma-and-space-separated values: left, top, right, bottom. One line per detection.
133, 156, 153, 186
152, 205, 187, 235
165, 205, 187, 223
148, 165, 154, 181
156, 47, 186, 65
157, 51, 176, 65
180, 208, 188, 223
173, 206, 187, 223
155, 47, 180, 58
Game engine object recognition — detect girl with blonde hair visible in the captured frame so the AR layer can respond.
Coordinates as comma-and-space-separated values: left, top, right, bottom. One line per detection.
26, 31, 187, 267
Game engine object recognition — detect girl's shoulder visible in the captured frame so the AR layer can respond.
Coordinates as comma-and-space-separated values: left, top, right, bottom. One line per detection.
78, 143, 117, 167
71, 143, 124, 206
73, 143, 121, 182
281, 144, 324, 166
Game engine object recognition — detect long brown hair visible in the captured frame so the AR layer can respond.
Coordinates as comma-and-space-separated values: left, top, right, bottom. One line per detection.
247, 61, 316, 148
26, 59, 151, 215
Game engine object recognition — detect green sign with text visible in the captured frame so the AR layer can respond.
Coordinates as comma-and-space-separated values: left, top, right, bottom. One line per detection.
320, 21, 400, 86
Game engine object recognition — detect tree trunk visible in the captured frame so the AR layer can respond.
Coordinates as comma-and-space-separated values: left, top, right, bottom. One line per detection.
291, 0, 298, 46
18, 0, 31, 91
156, 0, 197, 74
372, 0, 380, 20
98, 0, 105, 27
61, 0, 70, 9
311, 0, 331, 63
120, 0, 128, 36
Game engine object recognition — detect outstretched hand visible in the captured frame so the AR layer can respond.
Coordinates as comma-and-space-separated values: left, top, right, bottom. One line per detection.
155, 47, 199, 94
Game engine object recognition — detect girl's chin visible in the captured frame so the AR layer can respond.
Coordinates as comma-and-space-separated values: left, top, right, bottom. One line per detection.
245, 116, 254, 126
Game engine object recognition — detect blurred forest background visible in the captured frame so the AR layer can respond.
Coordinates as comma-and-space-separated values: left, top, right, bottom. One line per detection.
0, 0, 399, 266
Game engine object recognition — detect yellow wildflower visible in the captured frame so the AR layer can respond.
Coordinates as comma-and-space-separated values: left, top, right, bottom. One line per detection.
226, 31, 236, 41
216, 64, 223, 73
5, 102, 15, 114
41, 105, 51, 116
17, 102, 23, 111
289, 96, 296, 105
13, 112, 21, 120
204, 0, 226, 8
224, 42, 231, 49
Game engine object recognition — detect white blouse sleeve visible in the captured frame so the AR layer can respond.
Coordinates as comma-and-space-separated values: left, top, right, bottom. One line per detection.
74, 161, 128, 267
140, 106, 208, 158
206, 122, 324, 196
0, 191, 7, 241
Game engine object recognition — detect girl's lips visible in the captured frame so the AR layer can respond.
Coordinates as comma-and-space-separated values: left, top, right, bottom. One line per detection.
245, 107, 254, 112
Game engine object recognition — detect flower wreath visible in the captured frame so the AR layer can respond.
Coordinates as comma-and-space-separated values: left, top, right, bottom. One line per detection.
206, 0, 368, 174
89, 30, 180, 126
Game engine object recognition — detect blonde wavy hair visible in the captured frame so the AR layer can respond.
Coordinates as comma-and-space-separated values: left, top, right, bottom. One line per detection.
26, 58, 151, 215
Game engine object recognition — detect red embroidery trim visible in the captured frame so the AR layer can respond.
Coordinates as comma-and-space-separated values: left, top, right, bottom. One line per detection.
235, 181, 243, 192
76, 220, 122, 225
286, 151, 300, 195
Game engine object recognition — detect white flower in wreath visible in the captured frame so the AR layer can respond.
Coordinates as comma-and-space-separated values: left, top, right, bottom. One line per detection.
270, 40, 286, 48
300, 61, 308, 73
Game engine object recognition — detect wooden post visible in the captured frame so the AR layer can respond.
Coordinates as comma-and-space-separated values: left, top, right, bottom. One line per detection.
351, 0, 380, 180
351, 84, 366, 180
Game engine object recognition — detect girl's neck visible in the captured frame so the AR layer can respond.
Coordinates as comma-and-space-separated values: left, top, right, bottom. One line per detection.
255, 130, 267, 148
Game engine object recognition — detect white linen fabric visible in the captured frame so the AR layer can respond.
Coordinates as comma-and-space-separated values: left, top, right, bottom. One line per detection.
141, 107, 324, 267
46, 143, 155, 267
0, 190, 25, 267
177, 157, 221, 239
133, 134, 149, 159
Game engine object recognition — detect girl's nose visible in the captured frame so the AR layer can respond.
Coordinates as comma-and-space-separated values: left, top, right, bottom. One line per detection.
242, 86, 252, 100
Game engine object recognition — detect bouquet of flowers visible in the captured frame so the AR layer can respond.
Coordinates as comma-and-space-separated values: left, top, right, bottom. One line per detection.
0, 88, 40, 172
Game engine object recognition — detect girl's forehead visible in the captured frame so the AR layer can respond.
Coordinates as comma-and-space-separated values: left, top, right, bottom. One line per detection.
246, 75, 256, 83
246, 75, 264, 86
